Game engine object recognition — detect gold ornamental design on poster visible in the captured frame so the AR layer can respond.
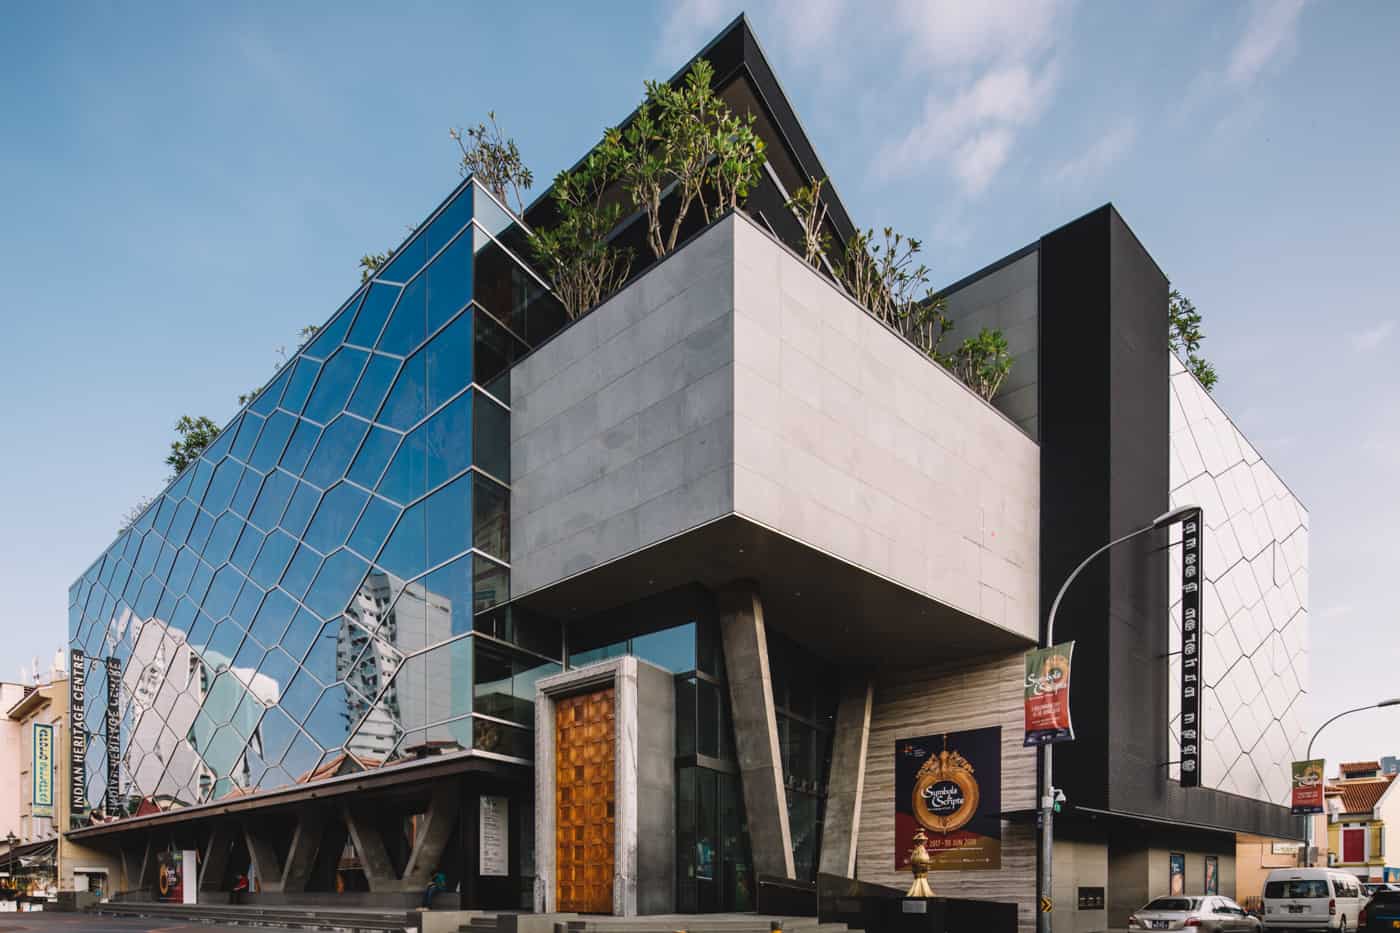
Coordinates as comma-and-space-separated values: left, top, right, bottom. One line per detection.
911, 746, 981, 834
895, 726, 1002, 871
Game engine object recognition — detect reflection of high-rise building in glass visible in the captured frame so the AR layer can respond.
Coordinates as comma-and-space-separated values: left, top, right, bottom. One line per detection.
69, 178, 560, 822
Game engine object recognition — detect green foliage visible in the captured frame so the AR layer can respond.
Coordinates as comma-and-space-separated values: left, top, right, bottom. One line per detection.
602, 59, 766, 260
451, 111, 534, 213
118, 495, 155, 533
166, 415, 221, 476
837, 227, 954, 361
1169, 288, 1218, 392
952, 328, 1013, 401
529, 150, 633, 319
785, 177, 831, 268
360, 251, 390, 283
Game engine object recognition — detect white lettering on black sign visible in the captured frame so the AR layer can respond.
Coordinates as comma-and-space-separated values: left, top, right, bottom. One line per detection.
70, 649, 87, 816
1180, 511, 1202, 788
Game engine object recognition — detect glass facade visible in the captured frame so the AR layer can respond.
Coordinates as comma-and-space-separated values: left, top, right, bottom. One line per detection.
768, 632, 837, 882
66, 179, 568, 826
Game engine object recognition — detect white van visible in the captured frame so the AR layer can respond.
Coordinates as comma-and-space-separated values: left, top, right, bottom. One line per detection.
1262, 868, 1367, 932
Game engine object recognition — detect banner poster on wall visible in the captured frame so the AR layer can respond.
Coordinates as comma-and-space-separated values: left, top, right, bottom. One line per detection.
1023, 642, 1075, 746
32, 723, 54, 818
1291, 759, 1326, 815
1169, 853, 1186, 895
895, 726, 1002, 871
155, 850, 184, 903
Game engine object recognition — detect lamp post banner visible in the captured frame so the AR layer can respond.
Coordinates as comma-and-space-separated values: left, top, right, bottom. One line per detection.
895, 726, 1002, 871
1291, 759, 1326, 814
1023, 641, 1075, 746
69, 649, 87, 819
1180, 509, 1203, 787
32, 723, 54, 817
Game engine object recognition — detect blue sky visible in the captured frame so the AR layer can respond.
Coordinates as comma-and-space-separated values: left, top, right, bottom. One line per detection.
1, 1, 1396, 768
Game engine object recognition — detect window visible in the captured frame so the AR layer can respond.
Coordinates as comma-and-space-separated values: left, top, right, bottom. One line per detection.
1343, 826, 1366, 863
1264, 880, 1328, 898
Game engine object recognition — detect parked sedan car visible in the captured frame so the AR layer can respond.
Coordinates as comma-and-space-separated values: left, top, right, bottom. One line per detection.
1361, 887, 1400, 931
1129, 895, 1262, 931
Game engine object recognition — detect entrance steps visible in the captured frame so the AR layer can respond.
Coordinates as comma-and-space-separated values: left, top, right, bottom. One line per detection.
95, 900, 417, 932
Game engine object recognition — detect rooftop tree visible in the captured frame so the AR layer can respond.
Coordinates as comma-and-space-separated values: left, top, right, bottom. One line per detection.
451, 111, 534, 214
1169, 287, 1218, 392
530, 150, 633, 319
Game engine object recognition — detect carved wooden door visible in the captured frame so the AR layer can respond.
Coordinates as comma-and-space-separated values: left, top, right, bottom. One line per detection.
554, 686, 615, 913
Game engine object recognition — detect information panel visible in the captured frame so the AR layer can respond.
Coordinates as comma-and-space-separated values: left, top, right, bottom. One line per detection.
480, 795, 509, 877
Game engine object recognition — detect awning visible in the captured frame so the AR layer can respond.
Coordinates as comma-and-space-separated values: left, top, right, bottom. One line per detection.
0, 840, 57, 874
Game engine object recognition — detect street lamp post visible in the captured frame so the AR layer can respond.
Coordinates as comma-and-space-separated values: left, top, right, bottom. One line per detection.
1037, 504, 1201, 933
1299, 698, 1400, 866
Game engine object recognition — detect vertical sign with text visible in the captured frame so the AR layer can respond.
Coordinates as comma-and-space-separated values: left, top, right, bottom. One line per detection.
1180, 509, 1203, 788
69, 649, 88, 819
32, 723, 54, 817
105, 656, 122, 813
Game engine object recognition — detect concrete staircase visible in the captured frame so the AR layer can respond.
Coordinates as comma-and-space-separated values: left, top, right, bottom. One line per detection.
95, 900, 418, 932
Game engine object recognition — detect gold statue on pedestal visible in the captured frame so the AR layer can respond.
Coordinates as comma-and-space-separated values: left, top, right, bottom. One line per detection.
906, 828, 935, 897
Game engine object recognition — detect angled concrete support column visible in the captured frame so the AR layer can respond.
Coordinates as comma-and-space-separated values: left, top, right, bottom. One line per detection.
342, 804, 399, 892
243, 820, 285, 893
401, 782, 460, 888
718, 583, 796, 880
199, 822, 235, 892
818, 675, 874, 878
279, 809, 326, 893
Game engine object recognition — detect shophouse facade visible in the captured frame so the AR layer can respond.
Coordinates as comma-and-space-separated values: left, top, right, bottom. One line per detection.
62, 16, 1309, 932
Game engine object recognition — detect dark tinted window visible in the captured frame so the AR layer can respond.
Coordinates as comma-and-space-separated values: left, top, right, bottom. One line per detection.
1264, 880, 1329, 899
1145, 898, 1197, 911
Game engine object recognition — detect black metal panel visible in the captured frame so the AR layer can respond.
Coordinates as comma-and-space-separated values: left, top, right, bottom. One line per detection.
1037, 206, 1114, 813
1038, 205, 1302, 840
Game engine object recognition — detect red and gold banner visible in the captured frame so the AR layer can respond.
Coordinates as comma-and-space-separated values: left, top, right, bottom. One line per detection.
1023, 641, 1075, 746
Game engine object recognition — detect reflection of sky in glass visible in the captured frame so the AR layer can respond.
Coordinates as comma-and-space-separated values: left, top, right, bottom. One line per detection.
66, 181, 564, 824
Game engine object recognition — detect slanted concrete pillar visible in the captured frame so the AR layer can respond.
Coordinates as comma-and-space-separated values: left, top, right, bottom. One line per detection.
199, 822, 235, 892
718, 583, 796, 879
243, 820, 284, 893
402, 782, 460, 889
120, 835, 154, 894
818, 675, 875, 878
342, 804, 398, 892
279, 810, 326, 893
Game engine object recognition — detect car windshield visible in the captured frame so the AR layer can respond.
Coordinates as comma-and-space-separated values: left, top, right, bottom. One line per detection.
1265, 880, 1329, 898
1145, 898, 1197, 911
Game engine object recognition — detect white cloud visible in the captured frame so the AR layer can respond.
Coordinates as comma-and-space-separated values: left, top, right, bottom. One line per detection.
1350, 320, 1395, 352
1227, 0, 1308, 86
1049, 120, 1137, 187
771, 0, 846, 52
657, 0, 734, 71
875, 0, 1071, 195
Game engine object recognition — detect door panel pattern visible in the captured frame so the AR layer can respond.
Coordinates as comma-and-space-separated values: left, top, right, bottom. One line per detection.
554, 686, 615, 914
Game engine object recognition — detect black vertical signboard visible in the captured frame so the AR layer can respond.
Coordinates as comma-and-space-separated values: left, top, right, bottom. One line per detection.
105, 656, 122, 813
1180, 509, 1203, 788
70, 649, 88, 818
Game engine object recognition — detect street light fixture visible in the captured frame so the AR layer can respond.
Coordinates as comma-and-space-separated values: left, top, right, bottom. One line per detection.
1037, 505, 1201, 933
1300, 697, 1400, 865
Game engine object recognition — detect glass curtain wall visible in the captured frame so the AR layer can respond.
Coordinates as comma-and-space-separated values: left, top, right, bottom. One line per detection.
66, 179, 568, 827
767, 632, 837, 882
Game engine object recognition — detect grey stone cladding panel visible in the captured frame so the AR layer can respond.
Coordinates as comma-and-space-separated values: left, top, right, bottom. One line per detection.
940, 251, 1040, 440
510, 219, 739, 596
1165, 353, 1309, 805
512, 214, 1039, 644
730, 219, 1040, 642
